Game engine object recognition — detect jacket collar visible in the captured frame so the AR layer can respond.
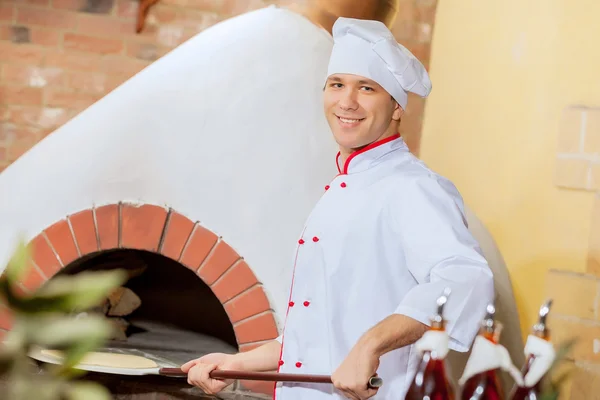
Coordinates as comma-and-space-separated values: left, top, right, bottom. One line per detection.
335, 134, 408, 175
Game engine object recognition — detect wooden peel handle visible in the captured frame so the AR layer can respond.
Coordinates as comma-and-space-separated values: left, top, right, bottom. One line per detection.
159, 368, 383, 388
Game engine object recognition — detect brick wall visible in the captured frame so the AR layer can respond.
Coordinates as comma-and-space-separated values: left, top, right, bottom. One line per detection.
544, 270, 600, 399
0, 0, 437, 171
555, 106, 600, 190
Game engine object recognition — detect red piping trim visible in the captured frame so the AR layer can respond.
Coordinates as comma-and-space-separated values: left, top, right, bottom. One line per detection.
273, 227, 306, 400
335, 133, 400, 175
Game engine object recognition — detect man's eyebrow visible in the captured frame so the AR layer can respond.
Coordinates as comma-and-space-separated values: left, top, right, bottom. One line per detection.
327, 77, 342, 82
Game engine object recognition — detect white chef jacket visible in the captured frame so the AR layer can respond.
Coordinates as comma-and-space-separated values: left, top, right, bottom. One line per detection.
273, 134, 494, 399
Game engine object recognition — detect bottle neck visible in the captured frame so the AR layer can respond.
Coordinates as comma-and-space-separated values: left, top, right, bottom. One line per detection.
480, 329, 497, 344
532, 329, 550, 341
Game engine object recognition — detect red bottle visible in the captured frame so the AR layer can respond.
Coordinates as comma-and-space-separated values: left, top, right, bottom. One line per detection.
509, 300, 553, 400
460, 305, 504, 400
405, 288, 455, 400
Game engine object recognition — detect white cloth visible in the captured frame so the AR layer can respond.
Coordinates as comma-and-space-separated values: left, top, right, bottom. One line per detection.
522, 335, 556, 387
414, 330, 450, 360
274, 135, 495, 399
326, 17, 432, 109
458, 335, 524, 387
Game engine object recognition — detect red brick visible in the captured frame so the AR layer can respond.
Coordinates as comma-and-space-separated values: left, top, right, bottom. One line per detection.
29, 27, 61, 47
140, 24, 187, 47
115, 0, 137, 18
179, 224, 218, 268
0, 85, 42, 106
44, 219, 79, 266
28, 234, 61, 278
233, 312, 279, 344
147, 5, 177, 23
105, 74, 129, 92
101, 55, 149, 76
239, 381, 275, 396
158, 0, 186, 6
0, 41, 45, 64
211, 261, 258, 304
0, 25, 61, 47
0, 305, 14, 330
19, 264, 45, 291
0, 25, 59, 47
160, 211, 195, 261
0, 5, 15, 22
176, 9, 219, 29
6, 0, 50, 5
238, 341, 272, 352
76, 14, 136, 36
68, 209, 98, 255
0, 25, 13, 41
64, 33, 124, 55
120, 203, 168, 251
95, 204, 119, 250
1, 64, 65, 88
7, 138, 37, 161
45, 51, 102, 72
0, 123, 41, 150
184, 0, 227, 12
52, 0, 90, 11
224, 285, 270, 323
64, 71, 109, 93
7, 106, 72, 130
125, 41, 168, 61
46, 88, 101, 109
197, 240, 240, 285
222, 0, 263, 17
17, 7, 77, 29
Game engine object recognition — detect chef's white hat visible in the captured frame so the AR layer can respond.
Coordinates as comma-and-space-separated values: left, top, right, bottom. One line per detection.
326, 17, 432, 110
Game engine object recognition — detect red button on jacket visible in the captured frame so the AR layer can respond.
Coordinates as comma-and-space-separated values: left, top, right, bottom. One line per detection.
295, 362, 302, 368
289, 301, 295, 307
278, 360, 284, 366
303, 301, 310, 307
312, 236, 319, 242
340, 182, 347, 188
298, 239, 305, 244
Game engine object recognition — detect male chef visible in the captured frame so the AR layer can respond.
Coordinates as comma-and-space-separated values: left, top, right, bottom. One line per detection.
182, 17, 495, 400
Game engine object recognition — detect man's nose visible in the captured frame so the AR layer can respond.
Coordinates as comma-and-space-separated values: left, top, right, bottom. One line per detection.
338, 89, 359, 110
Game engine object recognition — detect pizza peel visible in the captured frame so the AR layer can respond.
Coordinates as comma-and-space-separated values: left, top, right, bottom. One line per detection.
28, 346, 383, 388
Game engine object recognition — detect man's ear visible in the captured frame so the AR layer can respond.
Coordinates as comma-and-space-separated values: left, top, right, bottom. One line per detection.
392, 101, 404, 121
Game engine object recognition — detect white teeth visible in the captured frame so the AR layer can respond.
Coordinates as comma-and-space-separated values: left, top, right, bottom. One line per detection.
339, 117, 361, 123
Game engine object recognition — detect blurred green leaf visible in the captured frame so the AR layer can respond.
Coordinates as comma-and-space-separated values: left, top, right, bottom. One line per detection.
2, 270, 126, 314
0, 238, 127, 400
64, 381, 111, 400
3, 241, 31, 284
35, 270, 127, 309
29, 315, 111, 347
26, 315, 113, 374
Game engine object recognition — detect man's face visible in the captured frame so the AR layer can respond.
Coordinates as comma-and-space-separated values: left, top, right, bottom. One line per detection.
323, 74, 403, 152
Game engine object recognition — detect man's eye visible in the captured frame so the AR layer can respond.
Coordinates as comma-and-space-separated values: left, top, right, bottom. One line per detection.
330, 83, 343, 88
361, 86, 374, 91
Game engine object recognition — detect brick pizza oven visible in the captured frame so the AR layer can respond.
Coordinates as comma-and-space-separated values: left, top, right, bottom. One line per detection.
1, 203, 280, 397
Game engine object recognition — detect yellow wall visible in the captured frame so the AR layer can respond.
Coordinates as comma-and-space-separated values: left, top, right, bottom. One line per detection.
420, 0, 600, 338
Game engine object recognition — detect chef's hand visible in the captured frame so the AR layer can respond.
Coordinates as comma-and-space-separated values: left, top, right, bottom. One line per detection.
181, 352, 240, 395
331, 343, 380, 400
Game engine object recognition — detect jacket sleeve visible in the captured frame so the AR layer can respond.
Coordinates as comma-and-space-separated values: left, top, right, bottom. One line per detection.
390, 174, 495, 352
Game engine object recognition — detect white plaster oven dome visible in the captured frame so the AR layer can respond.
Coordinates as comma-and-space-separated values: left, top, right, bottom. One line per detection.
0, 4, 336, 326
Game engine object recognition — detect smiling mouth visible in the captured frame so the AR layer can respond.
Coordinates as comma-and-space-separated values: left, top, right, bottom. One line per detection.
336, 116, 365, 125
